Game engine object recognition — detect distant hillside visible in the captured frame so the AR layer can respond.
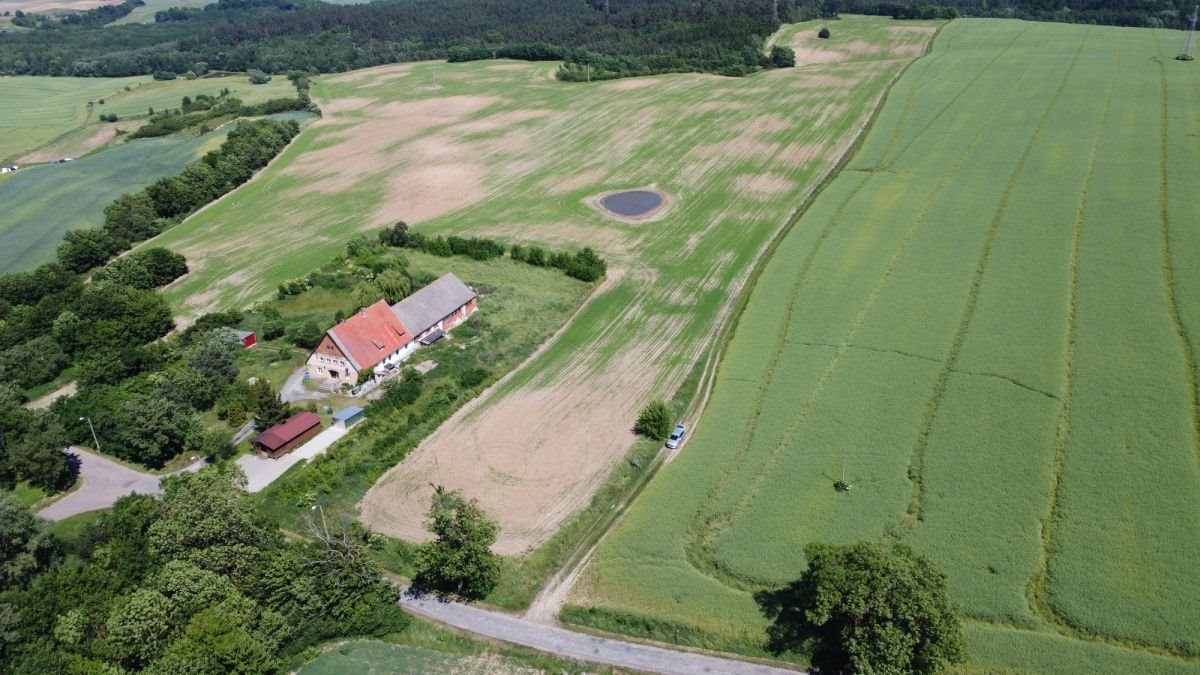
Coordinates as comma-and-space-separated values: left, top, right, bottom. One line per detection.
0, 0, 1191, 79
0, 0, 817, 78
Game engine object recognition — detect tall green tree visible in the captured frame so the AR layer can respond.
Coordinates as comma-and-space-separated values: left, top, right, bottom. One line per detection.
413, 489, 501, 599
758, 541, 965, 675
0, 491, 57, 592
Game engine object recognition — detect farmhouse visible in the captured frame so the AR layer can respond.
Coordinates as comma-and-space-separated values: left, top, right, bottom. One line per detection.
304, 273, 478, 384
250, 411, 322, 459
391, 272, 478, 345
306, 300, 414, 383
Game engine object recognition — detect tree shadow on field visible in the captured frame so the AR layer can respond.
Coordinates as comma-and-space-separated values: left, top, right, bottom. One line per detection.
755, 580, 840, 673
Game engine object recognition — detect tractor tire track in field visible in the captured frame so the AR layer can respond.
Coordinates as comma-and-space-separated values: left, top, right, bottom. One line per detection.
878, 23, 1035, 170
684, 29, 1049, 590
1025, 28, 1121, 645
898, 26, 1092, 531
1152, 33, 1200, 472
677, 29, 948, 588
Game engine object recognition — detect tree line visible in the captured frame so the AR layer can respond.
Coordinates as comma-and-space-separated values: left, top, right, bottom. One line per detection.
831, 0, 1191, 26
0, 0, 825, 79
0, 469, 408, 673
0, 117, 298, 480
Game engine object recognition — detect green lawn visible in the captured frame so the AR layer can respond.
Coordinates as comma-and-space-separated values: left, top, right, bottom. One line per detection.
571, 18, 1200, 674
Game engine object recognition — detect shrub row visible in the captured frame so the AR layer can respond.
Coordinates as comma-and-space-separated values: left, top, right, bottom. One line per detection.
379, 222, 608, 283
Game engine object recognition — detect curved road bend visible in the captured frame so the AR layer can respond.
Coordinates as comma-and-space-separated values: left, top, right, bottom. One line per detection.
399, 589, 804, 675
38, 447, 205, 521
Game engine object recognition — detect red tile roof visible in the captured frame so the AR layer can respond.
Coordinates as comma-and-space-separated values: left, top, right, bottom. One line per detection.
326, 300, 413, 370
252, 412, 321, 451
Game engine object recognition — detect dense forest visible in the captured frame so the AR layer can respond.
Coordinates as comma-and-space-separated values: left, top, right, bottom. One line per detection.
0, 0, 820, 78
838, 0, 1191, 27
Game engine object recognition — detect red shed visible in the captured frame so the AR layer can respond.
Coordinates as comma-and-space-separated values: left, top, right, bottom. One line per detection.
235, 330, 257, 348
250, 412, 321, 459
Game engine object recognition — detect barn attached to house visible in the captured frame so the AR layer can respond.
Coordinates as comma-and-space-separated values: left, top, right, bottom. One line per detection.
390, 272, 478, 346
250, 411, 322, 459
305, 300, 415, 383
304, 273, 478, 385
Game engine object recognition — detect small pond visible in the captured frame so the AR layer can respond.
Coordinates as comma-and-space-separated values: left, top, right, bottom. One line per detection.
599, 190, 663, 217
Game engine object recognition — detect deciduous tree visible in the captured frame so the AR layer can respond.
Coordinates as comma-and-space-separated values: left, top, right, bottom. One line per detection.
413, 489, 501, 599
758, 541, 965, 675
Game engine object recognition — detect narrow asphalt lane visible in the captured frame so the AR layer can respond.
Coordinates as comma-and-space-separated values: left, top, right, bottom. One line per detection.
38, 447, 204, 521
398, 589, 803, 675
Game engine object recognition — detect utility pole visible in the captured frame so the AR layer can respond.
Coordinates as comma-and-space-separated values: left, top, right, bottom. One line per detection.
1178, 5, 1198, 61
586, 63, 591, 83
79, 416, 101, 453
432, 65, 438, 88
311, 504, 329, 539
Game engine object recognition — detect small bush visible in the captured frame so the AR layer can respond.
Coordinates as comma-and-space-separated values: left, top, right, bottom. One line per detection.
634, 400, 672, 440
818, 26, 831, 39
247, 68, 272, 84
152, 70, 177, 81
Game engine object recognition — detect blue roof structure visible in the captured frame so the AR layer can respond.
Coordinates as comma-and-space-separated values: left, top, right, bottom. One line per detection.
332, 406, 365, 421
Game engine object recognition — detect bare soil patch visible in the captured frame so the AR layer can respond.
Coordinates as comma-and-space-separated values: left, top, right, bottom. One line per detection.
361, 272, 704, 555
26, 381, 77, 410
542, 168, 607, 195
601, 78, 661, 92
324, 63, 414, 84
18, 121, 132, 164
734, 172, 797, 198
375, 163, 486, 225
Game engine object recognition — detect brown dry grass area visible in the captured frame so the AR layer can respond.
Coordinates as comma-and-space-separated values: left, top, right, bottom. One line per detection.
18, 121, 131, 163
362, 272, 705, 556
734, 172, 797, 197
601, 77, 661, 91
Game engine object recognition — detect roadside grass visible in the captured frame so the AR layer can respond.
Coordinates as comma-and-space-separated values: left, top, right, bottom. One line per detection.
0, 74, 293, 163
569, 17, 1200, 674
12, 482, 45, 508
294, 618, 621, 674
43, 508, 106, 542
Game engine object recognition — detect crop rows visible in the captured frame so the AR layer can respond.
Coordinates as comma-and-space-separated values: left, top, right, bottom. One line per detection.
575, 19, 1200, 673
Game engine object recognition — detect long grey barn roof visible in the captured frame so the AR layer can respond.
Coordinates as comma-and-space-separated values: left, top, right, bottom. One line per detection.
391, 273, 476, 336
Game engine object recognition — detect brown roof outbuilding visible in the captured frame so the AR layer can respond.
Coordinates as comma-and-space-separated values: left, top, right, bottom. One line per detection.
251, 412, 322, 451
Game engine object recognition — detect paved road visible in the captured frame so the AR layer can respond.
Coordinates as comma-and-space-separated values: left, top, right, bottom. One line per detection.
38, 447, 205, 521
399, 589, 803, 675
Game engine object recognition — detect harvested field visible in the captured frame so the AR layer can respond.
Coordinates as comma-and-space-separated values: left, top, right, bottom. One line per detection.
573, 18, 1200, 675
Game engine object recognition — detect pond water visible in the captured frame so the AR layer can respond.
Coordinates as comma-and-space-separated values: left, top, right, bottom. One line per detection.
600, 190, 663, 217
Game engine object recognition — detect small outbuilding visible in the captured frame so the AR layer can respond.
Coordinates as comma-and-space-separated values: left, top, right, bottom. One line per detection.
235, 330, 257, 349
250, 411, 322, 459
332, 406, 365, 430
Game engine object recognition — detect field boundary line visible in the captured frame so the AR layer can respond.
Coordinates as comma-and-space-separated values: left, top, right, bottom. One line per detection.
684, 21, 1049, 590
898, 25, 1091, 530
